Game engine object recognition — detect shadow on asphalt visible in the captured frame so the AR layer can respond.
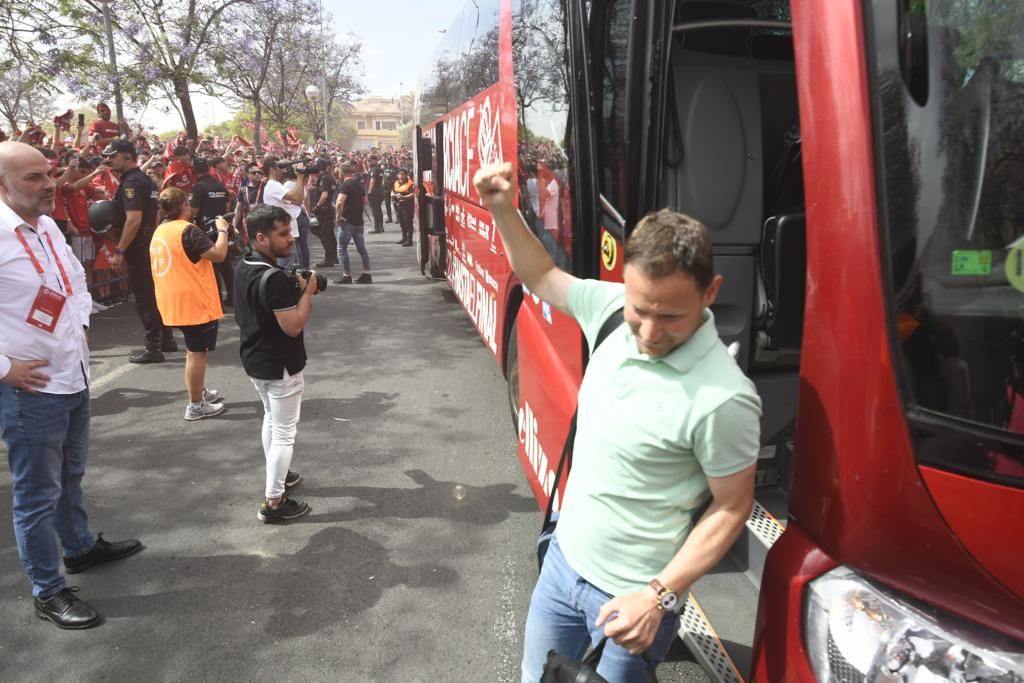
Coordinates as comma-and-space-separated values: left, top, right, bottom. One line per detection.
91, 525, 459, 640
214, 393, 401, 422
302, 469, 536, 525
91, 388, 184, 417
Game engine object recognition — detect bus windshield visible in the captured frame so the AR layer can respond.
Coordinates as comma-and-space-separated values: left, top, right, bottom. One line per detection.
878, 0, 1024, 484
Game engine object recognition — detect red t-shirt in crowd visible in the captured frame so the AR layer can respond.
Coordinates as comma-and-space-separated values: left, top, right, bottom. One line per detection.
163, 159, 196, 194
88, 119, 121, 140
61, 185, 92, 235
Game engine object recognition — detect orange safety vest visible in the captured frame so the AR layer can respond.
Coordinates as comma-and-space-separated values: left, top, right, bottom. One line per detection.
150, 219, 223, 327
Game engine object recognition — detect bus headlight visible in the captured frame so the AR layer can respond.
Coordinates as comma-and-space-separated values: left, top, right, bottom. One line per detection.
804, 566, 1023, 682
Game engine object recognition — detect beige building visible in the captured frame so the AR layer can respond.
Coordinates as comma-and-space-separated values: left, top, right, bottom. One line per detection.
347, 95, 412, 151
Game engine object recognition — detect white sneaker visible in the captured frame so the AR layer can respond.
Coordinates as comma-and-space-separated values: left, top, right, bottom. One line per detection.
203, 388, 223, 403
184, 400, 226, 421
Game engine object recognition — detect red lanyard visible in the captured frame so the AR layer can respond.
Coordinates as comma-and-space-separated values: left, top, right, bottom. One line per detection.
15, 227, 74, 296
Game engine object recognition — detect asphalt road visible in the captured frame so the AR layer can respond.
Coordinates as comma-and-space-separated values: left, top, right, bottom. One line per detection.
0, 230, 708, 683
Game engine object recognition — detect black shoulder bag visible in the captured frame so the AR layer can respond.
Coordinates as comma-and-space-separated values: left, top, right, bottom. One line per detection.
537, 307, 624, 572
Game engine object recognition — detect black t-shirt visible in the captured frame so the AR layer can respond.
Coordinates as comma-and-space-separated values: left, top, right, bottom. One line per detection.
233, 251, 307, 379
181, 224, 214, 263
115, 167, 158, 231
315, 173, 337, 219
368, 168, 384, 198
336, 177, 365, 227
189, 174, 230, 228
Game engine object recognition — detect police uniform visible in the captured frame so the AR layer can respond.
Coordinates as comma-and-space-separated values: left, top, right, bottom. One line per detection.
115, 166, 172, 352
368, 166, 385, 232
189, 173, 236, 304
383, 166, 397, 223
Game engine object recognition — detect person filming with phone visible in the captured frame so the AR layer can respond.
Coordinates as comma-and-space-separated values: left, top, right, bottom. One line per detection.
150, 187, 229, 421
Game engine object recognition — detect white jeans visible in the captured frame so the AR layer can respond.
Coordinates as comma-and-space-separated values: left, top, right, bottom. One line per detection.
250, 369, 304, 499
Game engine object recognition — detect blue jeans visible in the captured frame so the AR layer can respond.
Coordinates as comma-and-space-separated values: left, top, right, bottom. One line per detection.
336, 222, 370, 275
296, 211, 311, 267
0, 386, 95, 598
521, 534, 680, 683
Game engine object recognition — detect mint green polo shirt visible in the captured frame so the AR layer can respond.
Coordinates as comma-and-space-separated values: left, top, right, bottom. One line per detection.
556, 279, 762, 597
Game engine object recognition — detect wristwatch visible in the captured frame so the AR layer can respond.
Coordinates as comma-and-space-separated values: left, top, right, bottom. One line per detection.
114, 247, 125, 256
649, 578, 680, 612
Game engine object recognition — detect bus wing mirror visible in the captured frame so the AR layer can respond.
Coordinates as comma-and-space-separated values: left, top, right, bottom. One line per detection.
418, 139, 433, 171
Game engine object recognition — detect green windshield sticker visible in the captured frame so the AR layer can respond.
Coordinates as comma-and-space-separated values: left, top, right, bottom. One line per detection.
951, 250, 992, 275
1006, 244, 1024, 293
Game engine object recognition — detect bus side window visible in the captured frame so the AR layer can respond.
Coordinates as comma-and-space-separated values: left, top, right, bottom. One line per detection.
594, 0, 632, 213
512, 0, 574, 271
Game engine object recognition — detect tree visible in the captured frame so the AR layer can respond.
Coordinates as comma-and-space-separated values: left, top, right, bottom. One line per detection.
0, 63, 56, 130
55, 0, 254, 138
210, 0, 313, 151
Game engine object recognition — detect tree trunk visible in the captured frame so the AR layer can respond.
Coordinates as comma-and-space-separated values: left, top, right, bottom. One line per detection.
253, 98, 263, 153
174, 75, 199, 139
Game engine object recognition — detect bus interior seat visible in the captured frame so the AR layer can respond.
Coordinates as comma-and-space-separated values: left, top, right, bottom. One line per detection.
760, 213, 806, 353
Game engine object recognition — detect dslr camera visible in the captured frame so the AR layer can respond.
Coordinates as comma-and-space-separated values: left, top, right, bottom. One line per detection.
286, 264, 327, 295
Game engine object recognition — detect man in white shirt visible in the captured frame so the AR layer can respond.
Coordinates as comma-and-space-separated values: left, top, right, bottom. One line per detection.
0, 142, 142, 629
261, 157, 307, 269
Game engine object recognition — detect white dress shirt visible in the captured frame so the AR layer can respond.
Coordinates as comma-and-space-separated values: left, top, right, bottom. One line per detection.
0, 198, 91, 394
263, 179, 300, 237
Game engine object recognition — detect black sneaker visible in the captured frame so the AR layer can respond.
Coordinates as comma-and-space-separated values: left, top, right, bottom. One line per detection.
356, 273, 373, 284
285, 471, 301, 489
257, 497, 310, 524
34, 587, 101, 629
335, 275, 353, 284
395, 239, 407, 244
64, 533, 143, 574
129, 349, 165, 364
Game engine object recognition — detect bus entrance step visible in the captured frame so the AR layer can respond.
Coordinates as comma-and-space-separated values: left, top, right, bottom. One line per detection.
681, 553, 761, 682
729, 495, 787, 591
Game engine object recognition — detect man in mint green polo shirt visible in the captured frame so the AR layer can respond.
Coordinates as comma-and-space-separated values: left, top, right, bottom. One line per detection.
474, 163, 762, 682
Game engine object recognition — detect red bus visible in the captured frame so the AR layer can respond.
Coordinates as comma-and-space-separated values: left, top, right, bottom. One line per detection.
414, 0, 1024, 680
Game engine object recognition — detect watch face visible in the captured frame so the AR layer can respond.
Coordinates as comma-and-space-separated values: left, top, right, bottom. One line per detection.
661, 592, 679, 611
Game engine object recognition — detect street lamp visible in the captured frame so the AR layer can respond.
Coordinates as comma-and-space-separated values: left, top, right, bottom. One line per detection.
305, 84, 322, 140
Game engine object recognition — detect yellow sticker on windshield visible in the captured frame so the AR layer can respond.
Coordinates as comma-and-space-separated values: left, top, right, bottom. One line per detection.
601, 231, 617, 271
1006, 244, 1024, 293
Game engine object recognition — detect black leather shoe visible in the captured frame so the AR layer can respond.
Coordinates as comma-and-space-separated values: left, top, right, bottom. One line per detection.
64, 534, 143, 574
129, 349, 165, 364
161, 338, 179, 353
34, 587, 101, 629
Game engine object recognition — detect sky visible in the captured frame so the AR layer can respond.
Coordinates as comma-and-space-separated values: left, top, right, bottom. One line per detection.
113, 0, 466, 133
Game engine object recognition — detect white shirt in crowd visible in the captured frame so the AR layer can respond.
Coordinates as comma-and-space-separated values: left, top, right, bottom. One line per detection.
0, 198, 92, 394
263, 178, 300, 237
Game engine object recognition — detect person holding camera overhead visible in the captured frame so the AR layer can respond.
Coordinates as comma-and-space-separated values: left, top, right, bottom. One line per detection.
233, 204, 320, 523
150, 187, 229, 421
261, 156, 307, 270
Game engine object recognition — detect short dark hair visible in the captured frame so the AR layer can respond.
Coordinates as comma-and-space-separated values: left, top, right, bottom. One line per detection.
193, 158, 210, 175
173, 146, 189, 158
248, 204, 291, 242
624, 209, 714, 290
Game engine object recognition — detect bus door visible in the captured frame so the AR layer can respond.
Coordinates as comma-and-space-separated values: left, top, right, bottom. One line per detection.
415, 123, 446, 278
654, 3, 804, 489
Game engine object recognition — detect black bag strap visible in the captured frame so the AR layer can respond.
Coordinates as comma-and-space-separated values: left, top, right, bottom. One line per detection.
543, 306, 625, 527
582, 638, 659, 680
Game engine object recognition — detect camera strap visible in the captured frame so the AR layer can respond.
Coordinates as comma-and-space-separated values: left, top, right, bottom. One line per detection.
242, 255, 279, 313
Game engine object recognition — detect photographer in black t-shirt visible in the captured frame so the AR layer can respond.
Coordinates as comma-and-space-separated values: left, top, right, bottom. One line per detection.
189, 158, 237, 306
233, 204, 319, 524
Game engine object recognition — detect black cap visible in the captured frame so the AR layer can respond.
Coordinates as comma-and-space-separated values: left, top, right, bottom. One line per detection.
101, 139, 136, 157
193, 158, 210, 175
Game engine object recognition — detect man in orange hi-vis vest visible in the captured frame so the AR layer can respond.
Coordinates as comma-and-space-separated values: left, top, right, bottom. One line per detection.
150, 188, 230, 421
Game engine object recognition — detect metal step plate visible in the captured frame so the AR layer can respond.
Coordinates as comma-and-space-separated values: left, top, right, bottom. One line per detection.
679, 593, 746, 683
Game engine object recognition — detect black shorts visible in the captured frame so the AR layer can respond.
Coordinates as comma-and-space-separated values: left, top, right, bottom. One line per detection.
178, 320, 219, 352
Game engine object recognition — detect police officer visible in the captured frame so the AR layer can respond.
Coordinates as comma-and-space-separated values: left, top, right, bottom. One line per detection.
105, 140, 174, 362
190, 158, 237, 306
368, 160, 385, 233
382, 162, 397, 224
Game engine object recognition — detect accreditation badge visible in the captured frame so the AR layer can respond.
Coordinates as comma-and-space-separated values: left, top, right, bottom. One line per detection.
26, 285, 67, 334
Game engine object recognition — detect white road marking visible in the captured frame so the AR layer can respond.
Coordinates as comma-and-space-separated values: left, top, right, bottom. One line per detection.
89, 362, 138, 395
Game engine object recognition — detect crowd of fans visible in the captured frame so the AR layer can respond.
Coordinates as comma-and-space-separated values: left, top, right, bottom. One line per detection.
0, 102, 415, 310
